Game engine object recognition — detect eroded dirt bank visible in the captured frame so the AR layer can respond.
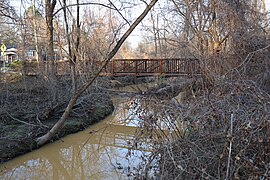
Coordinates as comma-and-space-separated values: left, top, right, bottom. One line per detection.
0, 75, 156, 163
0, 75, 114, 163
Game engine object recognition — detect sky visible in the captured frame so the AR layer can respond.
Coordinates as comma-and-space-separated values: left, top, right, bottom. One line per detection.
9, 0, 270, 49
128, 0, 270, 48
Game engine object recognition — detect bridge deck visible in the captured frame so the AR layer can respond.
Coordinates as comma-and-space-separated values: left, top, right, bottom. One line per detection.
102, 58, 201, 77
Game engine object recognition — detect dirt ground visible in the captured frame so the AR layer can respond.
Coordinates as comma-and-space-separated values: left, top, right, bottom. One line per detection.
0, 74, 114, 163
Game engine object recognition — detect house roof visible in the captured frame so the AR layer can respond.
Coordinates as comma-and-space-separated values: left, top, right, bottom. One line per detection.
6, 48, 18, 52
5, 52, 16, 55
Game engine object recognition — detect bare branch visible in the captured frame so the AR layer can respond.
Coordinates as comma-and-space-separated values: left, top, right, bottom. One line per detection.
5, 111, 39, 127
53, 2, 117, 16
36, 0, 159, 146
108, 0, 130, 26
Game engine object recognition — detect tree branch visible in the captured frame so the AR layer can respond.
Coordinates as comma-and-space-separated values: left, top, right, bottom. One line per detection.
108, 0, 130, 26
36, 0, 159, 146
53, 2, 116, 16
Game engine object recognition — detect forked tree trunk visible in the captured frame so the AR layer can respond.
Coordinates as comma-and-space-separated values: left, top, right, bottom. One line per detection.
36, 0, 159, 145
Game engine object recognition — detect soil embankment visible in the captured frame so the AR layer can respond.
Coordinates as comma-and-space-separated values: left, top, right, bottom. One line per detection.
0, 75, 115, 163
0, 74, 153, 163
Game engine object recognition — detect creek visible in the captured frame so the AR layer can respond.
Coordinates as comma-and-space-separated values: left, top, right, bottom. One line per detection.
0, 84, 167, 179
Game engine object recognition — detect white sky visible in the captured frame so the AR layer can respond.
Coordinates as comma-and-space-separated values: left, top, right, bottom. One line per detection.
127, 0, 270, 48
9, 0, 270, 49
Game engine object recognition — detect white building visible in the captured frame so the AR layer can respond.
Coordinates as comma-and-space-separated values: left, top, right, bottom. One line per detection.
0, 48, 18, 67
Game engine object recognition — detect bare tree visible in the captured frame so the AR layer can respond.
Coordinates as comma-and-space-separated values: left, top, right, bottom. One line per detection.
36, 0, 159, 145
0, 0, 16, 20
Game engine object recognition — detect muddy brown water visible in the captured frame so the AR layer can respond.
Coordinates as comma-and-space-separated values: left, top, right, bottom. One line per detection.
0, 84, 166, 180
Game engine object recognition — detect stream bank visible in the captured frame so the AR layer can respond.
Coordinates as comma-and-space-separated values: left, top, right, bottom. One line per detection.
0, 75, 158, 163
0, 93, 114, 163
0, 76, 115, 163
1, 74, 206, 179
0, 88, 164, 179
0, 74, 198, 164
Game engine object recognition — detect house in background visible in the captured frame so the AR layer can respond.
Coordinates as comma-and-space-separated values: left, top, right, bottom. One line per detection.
0, 46, 63, 68
25, 48, 38, 61
5, 48, 18, 63
0, 47, 40, 67
0, 47, 18, 67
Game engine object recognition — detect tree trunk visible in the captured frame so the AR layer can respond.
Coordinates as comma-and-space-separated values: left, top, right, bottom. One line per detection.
197, 0, 204, 53
32, 0, 41, 71
150, 12, 158, 57
262, 0, 268, 32
211, 0, 219, 52
45, 0, 57, 101
71, 0, 80, 92
184, 0, 190, 41
36, 0, 159, 146
63, 0, 77, 92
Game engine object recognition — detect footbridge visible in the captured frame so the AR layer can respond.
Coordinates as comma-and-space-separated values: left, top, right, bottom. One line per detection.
23, 58, 201, 77
102, 58, 201, 77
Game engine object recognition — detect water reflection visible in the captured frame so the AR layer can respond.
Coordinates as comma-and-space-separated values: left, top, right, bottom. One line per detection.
0, 97, 154, 180
0, 87, 183, 180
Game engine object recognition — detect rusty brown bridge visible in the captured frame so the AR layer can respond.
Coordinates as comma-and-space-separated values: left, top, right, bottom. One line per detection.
24, 58, 201, 77
102, 58, 201, 77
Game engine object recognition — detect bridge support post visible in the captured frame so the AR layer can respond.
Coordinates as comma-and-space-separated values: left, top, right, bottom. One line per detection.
135, 61, 138, 75
112, 60, 115, 75
159, 59, 163, 75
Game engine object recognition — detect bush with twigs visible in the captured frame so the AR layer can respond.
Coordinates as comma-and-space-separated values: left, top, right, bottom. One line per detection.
133, 42, 270, 179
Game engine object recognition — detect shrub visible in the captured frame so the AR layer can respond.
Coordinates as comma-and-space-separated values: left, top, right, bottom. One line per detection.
9, 60, 24, 70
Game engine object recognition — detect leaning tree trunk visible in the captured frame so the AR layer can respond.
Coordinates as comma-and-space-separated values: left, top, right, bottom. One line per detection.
36, 0, 159, 146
